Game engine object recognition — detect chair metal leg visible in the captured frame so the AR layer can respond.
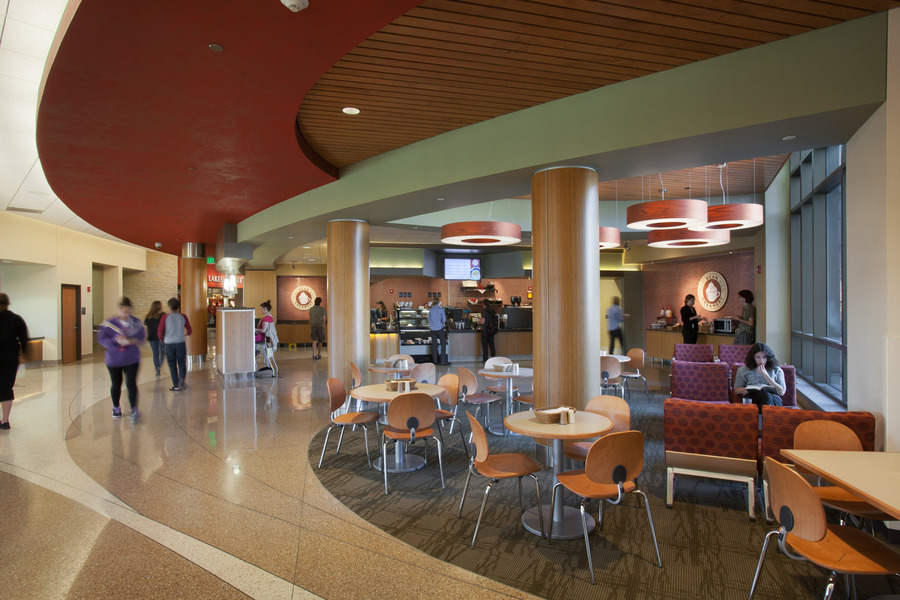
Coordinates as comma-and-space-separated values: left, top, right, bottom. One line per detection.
361, 424, 372, 469
382, 438, 390, 495
318, 425, 335, 468
748, 530, 779, 599
517, 476, 525, 511
597, 499, 604, 530
471, 480, 495, 548
636, 489, 662, 568
823, 571, 837, 600
747, 478, 756, 521
666, 467, 675, 507
448, 405, 458, 434
336, 426, 346, 454
453, 418, 470, 459
547, 481, 562, 543
458, 466, 474, 517
579, 500, 595, 585
528, 474, 545, 540
435, 437, 445, 489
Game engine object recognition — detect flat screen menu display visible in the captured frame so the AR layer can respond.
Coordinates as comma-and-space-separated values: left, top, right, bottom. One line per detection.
444, 258, 481, 281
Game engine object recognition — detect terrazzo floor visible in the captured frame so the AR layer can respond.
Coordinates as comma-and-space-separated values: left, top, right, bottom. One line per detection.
0, 339, 547, 600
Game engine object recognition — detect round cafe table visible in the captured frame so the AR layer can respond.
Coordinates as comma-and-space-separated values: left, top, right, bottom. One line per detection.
504, 410, 613, 540
479, 367, 533, 436
350, 383, 446, 474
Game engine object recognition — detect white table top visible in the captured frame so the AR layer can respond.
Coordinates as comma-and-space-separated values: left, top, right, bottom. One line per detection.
504, 410, 613, 440
479, 367, 534, 379
605, 354, 631, 363
780, 449, 900, 521
367, 365, 412, 375
350, 383, 445, 404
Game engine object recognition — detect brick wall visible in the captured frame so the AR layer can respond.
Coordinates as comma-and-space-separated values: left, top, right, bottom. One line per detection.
123, 250, 179, 318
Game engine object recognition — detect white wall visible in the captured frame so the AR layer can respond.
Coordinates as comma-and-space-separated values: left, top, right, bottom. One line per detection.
760, 165, 791, 361
0, 212, 146, 360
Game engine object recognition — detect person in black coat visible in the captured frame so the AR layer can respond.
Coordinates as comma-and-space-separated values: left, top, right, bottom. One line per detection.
479, 300, 499, 362
680, 294, 707, 344
0, 293, 29, 430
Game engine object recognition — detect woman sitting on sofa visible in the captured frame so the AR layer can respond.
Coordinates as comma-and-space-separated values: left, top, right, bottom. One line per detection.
733, 342, 785, 409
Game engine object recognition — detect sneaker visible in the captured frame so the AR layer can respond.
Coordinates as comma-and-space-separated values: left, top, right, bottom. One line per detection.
130, 408, 141, 421
112, 407, 122, 418
0, 421, 10, 430
169, 386, 182, 392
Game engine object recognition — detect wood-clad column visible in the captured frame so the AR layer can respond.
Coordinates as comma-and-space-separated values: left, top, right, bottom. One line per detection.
532, 167, 601, 410
181, 243, 208, 363
327, 220, 370, 386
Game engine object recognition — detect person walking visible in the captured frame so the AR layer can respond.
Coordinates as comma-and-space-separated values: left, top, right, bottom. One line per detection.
98, 297, 145, 421
308, 297, 326, 359
0, 293, 28, 430
429, 299, 449, 365
158, 297, 192, 391
478, 300, 498, 363
144, 300, 165, 376
605, 296, 627, 354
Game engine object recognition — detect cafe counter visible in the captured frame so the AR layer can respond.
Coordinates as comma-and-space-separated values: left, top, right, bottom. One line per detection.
645, 328, 738, 361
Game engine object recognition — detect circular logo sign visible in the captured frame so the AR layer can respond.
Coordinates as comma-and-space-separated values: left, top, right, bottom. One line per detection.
291, 285, 317, 311
697, 272, 727, 312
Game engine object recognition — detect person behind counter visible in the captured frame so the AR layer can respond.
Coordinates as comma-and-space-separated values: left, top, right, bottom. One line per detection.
374, 300, 390, 329
733, 342, 785, 409
728, 289, 756, 346
680, 294, 707, 344
478, 300, 498, 363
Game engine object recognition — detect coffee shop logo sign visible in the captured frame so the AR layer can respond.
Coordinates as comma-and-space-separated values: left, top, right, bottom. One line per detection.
291, 285, 316, 311
697, 271, 727, 312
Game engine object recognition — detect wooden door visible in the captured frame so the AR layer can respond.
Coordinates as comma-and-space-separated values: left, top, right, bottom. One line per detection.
61, 285, 80, 364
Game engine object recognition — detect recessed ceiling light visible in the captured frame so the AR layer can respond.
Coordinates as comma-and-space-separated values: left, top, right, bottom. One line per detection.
782, 135, 796, 141
209, 44, 224, 52
437, 197, 445, 202
342, 107, 360, 115
288, 236, 294, 239
188, 166, 197, 170
302, 246, 311, 249
28, 190, 50, 195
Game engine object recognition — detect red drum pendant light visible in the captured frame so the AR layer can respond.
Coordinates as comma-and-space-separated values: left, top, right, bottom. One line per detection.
696, 202, 764, 230
626, 198, 707, 230
441, 221, 521, 246
647, 227, 730, 248
598, 226, 621, 249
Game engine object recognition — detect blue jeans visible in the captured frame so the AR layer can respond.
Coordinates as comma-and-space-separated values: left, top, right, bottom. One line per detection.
165, 342, 187, 387
149, 340, 165, 371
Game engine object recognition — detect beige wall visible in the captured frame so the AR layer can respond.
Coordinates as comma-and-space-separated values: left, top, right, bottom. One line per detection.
0, 211, 146, 360
846, 9, 900, 451
760, 166, 791, 360
242, 270, 277, 320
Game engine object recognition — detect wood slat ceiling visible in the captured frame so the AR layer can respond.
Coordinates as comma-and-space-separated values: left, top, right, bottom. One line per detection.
298, 0, 898, 168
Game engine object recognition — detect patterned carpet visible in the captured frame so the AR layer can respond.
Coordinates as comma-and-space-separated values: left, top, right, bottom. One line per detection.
310, 389, 900, 600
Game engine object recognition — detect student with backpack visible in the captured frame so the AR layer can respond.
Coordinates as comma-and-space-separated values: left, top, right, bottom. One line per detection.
479, 300, 499, 363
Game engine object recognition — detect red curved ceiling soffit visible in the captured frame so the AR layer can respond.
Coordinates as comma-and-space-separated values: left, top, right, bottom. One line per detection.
36, 0, 424, 252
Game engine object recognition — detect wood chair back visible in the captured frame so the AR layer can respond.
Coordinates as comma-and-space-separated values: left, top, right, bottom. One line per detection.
765, 457, 827, 542
585, 394, 630, 433
386, 392, 436, 430
466, 412, 490, 464
437, 373, 460, 407
484, 356, 512, 369
457, 367, 478, 397
410, 362, 436, 384
388, 354, 415, 367
585, 430, 644, 485
600, 355, 622, 379
326, 378, 348, 413
625, 348, 645, 373
349, 362, 363, 389
794, 420, 863, 452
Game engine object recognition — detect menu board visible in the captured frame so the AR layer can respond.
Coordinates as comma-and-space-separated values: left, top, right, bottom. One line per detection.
444, 258, 481, 281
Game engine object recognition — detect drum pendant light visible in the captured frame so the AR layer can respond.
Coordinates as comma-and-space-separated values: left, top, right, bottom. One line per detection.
690, 162, 764, 231
441, 221, 521, 246
598, 226, 620, 249
626, 174, 707, 230
647, 227, 730, 248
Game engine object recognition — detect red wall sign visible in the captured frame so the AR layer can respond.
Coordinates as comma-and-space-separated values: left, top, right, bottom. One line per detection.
206, 264, 243, 289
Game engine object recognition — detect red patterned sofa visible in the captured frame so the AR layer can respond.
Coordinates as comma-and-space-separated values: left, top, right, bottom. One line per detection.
717, 344, 752, 365
758, 404, 876, 520
670, 359, 730, 403
664, 399, 760, 519
664, 399, 877, 521
674, 343, 714, 362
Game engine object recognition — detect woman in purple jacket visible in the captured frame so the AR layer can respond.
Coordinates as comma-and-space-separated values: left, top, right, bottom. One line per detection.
98, 297, 145, 420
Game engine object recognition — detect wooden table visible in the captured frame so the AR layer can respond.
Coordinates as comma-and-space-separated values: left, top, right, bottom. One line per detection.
505, 410, 614, 540
350, 383, 445, 474
367, 364, 412, 379
479, 367, 534, 436
780, 449, 900, 520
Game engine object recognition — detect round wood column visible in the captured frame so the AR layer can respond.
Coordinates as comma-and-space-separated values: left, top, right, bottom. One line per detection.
181, 243, 208, 362
531, 167, 601, 410
327, 219, 370, 385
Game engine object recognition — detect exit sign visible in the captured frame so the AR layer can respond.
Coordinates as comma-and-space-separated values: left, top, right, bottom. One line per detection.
207, 257, 215, 264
